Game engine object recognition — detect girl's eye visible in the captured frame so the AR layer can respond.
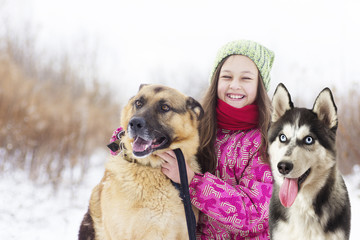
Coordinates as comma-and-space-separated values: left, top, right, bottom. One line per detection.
279, 134, 287, 143
304, 136, 314, 145
160, 104, 170, 112
220, 75, 231, 79
134, 100, 143, 109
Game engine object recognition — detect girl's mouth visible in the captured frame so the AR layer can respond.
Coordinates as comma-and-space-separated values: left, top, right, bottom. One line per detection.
227, 94, 245, 100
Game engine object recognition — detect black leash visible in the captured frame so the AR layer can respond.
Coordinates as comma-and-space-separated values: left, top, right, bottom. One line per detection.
108, 135, 196, 239
172, 148, 197, 240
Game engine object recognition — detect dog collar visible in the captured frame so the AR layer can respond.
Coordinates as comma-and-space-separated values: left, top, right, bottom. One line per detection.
120, 149, 138, 164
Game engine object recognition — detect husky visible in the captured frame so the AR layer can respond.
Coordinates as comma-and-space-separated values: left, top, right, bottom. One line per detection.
268, 83, 351, 240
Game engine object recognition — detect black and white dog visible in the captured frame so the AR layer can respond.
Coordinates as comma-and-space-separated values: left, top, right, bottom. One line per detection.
268, 83, 351, 240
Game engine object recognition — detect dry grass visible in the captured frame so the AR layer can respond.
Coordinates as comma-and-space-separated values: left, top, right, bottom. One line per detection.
0, 30, 121, 186
0, 22, 358, 189
337, 89, 360, 174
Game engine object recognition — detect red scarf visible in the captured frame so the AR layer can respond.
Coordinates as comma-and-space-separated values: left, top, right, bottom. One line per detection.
216, 99, 259, 130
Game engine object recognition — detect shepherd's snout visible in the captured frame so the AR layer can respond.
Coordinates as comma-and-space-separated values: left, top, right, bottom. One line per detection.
129, 117, 146, 131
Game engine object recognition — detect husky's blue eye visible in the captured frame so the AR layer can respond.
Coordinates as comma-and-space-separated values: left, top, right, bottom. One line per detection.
304, 136, 314, 145
279, 134, 287, 143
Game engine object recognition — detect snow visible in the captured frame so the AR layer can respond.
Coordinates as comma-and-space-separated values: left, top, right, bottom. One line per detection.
0, 150, 106, 240
0, 151, 359, 240
344, 166, 360, 239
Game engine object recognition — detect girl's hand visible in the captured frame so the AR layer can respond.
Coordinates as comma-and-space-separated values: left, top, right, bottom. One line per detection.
157, 150, 195, 184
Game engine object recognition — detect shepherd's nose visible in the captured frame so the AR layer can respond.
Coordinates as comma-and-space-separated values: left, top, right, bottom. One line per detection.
277, 161, 293, 175
129, 117, 146, 131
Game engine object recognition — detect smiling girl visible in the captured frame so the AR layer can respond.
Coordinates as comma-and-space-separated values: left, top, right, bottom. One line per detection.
158, 40, 275, 239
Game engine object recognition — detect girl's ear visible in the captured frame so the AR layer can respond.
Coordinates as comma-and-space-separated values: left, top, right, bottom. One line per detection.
271, 83, 294, 122
186, 97, 204, 121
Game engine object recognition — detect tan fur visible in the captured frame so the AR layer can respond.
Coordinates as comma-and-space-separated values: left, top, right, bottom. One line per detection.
85, 85, 202, 240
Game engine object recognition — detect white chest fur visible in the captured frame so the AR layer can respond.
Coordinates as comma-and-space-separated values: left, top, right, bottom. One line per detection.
273, 196, 345, 240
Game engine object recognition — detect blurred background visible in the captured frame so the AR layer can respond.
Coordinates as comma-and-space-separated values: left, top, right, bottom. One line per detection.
0, 0, 359, 239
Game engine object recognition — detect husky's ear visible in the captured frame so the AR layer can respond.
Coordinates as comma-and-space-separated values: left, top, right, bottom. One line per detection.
312, 88, 338, 130
271, 83, 294, 122
186, 97, 204, 120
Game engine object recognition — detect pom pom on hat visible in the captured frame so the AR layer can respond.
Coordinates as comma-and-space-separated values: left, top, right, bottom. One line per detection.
210, 40, 275, 91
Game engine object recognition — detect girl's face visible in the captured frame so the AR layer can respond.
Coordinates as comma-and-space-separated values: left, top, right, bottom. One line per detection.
217, 55, 259, 109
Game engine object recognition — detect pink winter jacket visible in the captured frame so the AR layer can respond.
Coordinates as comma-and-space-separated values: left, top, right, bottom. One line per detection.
189, 128, 273, 240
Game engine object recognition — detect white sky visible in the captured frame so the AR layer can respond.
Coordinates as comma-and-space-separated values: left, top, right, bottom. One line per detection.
1, 0, 360, 104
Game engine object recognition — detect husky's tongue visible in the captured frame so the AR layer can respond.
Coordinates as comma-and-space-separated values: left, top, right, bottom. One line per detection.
132, 137, 152, 152
279, 178, 298, 208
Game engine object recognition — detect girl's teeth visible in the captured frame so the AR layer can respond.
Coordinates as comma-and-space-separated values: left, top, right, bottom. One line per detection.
228, 94, 244, 99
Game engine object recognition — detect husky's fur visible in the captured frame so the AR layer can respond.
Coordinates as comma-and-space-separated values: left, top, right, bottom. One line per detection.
268, 83, 351, 240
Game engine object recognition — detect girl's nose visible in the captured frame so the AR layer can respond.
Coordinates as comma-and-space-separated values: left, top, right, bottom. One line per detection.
230, 79, 241, 90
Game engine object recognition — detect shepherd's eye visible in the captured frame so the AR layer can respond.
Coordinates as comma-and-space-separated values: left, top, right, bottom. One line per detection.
160, 104, 170, 112
279, 134, 287, 143
134, 100, 143, 109
304, 136, 314, 145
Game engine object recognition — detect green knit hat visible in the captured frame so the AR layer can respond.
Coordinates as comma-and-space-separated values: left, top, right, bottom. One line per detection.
210, 40, 275, 91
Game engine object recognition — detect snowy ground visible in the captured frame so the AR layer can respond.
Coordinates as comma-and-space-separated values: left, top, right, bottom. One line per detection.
0, 150, 107, 240
1, 151, 359, 240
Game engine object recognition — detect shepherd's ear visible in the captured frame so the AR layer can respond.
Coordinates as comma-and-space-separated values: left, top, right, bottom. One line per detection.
186, 97, 204, 120
138, 84, 149, 91
271, 83, 294, 122
312, 88, 338, 130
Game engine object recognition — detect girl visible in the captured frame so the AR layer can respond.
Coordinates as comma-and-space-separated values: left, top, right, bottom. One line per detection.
159, 40, 275, 239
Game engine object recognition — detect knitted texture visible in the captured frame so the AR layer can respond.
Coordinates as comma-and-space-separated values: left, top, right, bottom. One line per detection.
210, 40, 275, 91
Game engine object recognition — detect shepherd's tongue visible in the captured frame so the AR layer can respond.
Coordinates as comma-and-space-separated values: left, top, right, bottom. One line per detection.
279, 178, 298, 208
132, 137, 152, 152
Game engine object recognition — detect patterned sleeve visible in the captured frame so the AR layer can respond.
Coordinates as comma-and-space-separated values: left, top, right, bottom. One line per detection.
189, 146, 273, 235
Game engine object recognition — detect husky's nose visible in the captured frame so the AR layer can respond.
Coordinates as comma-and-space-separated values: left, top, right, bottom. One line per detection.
129, 117, 146, 131
277, 161, 293, 175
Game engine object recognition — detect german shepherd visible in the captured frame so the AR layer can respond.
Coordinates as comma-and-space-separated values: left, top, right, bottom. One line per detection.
78, 84, 203, 240
268, 83, 351, 240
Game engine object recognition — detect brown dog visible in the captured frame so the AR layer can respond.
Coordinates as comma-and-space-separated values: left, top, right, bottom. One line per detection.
79, 84, 203, 240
